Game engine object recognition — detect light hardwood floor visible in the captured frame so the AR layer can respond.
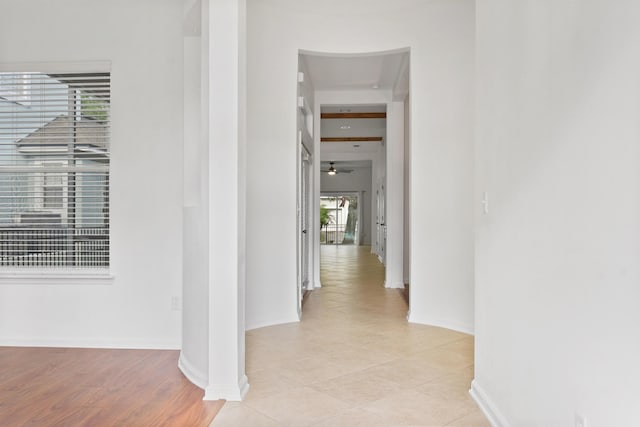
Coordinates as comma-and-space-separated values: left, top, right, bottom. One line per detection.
212, 245, 489, 427
0, 347, 223, 426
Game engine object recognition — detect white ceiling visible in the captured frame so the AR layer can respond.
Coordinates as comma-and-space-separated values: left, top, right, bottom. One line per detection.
320, 160, 372, 171
302, 51, 409, 93
322, 105, 386, 113
320, 117, 386, 138
301, 50, 409, 164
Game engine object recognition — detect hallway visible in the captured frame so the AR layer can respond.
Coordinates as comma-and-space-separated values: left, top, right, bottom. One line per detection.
212, 246, 488, 426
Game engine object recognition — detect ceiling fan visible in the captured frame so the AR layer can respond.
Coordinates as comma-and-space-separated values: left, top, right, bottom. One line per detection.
321, 161, 354, 175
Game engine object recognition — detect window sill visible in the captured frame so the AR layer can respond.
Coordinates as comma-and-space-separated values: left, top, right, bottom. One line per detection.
0, 269, 113, 285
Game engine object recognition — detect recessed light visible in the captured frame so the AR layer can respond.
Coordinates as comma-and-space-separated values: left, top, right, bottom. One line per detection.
372, 84, 379, 89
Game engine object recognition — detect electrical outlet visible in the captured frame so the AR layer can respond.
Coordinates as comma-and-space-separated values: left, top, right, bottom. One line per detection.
171, 296, 182, 311
481, 191, 489, 214
575, 413, 587, 427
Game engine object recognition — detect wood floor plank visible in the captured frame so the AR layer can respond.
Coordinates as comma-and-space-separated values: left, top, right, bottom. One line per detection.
0, 347, 223, 426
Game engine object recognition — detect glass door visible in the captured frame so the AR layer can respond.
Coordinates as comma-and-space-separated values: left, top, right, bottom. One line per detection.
320, 194, 358, 245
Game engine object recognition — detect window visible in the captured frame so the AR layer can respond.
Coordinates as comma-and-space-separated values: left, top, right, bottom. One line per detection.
43, 170, 65, 210
0, 71, 110, 269
0, 73, 32, 106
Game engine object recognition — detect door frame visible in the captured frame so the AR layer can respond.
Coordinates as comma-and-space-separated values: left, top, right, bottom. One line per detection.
297, 133, 313, 318
320, 192, 361, 246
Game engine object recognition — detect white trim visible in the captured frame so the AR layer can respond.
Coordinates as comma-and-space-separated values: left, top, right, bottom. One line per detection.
245, 316, 299, 332
299, 47, 410, 59
469, 379, 510, 427
407, 312, 474, 335
384, 280, 405, 289
178, 352, 208, 390
0, 61, 112, 73
303, 279, 313, 291
0, 270, 113, 285
204, 374, 250, 401
0, 337, 179, 349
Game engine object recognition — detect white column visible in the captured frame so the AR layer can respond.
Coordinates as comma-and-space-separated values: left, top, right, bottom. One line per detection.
178, 0, 209, 391
384, 101, 405, 289
204, 0, 248, 401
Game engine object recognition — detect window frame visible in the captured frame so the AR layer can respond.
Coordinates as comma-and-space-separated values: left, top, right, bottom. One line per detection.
0, 61, 113, 284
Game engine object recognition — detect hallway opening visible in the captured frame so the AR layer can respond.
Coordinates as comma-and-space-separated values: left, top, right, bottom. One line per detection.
320, 193, 360, 245
213, 245, 486, 426
297, 49, 411, 325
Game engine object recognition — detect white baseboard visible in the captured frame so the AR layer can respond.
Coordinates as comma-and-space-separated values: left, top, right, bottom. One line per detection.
384, 281, 405, 289
0, 337, 180, 350
303, 280, 314, 291
178, 352, 208, 390
245, 316, 299, 332
469, 379, 509, 427
406, 313, 474, 336
204, 374, 250, 401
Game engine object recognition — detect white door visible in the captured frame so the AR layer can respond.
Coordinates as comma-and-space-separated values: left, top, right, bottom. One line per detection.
297, 142, 311, 317
377, 183, 386, 264
301, 150, 311, 291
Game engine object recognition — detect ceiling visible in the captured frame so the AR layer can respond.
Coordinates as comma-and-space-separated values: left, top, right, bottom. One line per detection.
320, 160, 372, 170
302, 50, 409, 95
301, 50, 409, 166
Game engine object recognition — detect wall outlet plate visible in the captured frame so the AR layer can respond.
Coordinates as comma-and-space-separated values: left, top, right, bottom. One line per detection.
171, 296, 182, 311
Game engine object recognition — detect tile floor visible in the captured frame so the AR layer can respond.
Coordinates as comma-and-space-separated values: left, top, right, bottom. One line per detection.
211, 245, 489, 427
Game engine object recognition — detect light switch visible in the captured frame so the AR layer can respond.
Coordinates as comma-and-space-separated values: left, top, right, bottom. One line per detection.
482, 191, 489, 214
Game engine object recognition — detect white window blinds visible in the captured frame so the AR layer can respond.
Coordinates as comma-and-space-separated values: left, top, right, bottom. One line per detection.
0, 72, 110, 268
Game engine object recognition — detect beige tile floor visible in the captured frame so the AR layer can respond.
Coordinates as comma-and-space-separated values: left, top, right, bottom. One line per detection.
211, 245, 489, 427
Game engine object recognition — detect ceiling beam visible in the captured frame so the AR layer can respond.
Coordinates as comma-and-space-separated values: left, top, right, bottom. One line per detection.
321, 137, 383, 142
321, 112, 387, 119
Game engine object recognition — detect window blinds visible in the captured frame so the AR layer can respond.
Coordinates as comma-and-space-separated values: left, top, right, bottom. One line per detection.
0, 72, 110, 268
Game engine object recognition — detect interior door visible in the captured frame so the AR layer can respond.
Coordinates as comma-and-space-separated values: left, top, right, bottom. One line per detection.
297, 141, 311, 317
301, 149, 310, 291
377, 183, 386, 264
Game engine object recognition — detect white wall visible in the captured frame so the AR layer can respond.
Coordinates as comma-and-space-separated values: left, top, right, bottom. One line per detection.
297, 57, 315, 152
0, 0, 184, 349
181, 0, 209, 388
246, 0, 475, 331
321, 166, 372, 245
385, 101, 405, 289
473, 0, 640, 425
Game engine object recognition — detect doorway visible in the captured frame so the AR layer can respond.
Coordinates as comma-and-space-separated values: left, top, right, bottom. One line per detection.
298, 49, 411, 320
297, 140, 312, 317
320, 193, 359, 246
375, 184, 385, 264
